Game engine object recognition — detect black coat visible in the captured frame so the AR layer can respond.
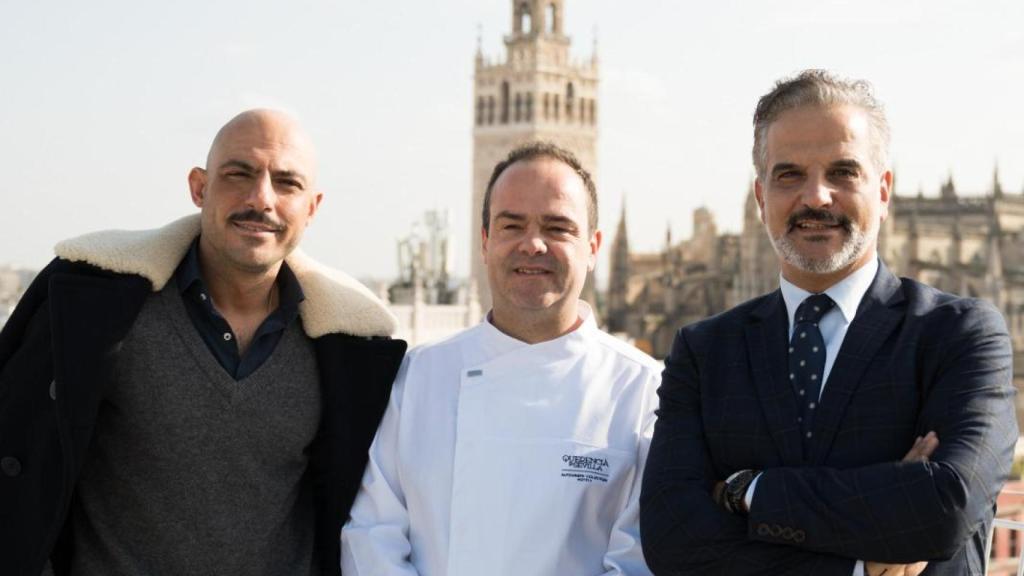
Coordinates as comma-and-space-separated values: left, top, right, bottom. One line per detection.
0, 258, 406, 576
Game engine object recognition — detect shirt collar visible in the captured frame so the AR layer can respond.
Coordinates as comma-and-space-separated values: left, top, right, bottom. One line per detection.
479, 301, 596, 355
175, 237, 203, 294
779, 256, 879, 327
273, 259, 305, 312
174, 237, 305, 309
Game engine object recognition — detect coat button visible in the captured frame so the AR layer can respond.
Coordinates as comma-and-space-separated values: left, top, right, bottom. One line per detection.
757, 523, 770, 536
782, 527, 794, 540
49, 379, 57, 400
770, 524, 783, 537
1, 456, 21, 477
794, 530, 806, 543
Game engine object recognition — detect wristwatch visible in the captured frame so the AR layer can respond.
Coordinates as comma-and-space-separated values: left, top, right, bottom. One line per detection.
723, 469, 759, 516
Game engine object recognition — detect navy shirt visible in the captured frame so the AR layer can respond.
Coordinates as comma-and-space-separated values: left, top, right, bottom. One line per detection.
174, 239, 304, 380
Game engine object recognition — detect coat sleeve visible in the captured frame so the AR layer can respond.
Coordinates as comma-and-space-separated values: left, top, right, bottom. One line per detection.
340, 356, 421, 576
747, 301, 1017, 562
599, 367, 658, 576
640, 327, 857, 575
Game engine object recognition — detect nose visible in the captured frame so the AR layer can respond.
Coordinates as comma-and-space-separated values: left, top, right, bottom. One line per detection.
517, 230, 548, 256
247, 172, 275, 211
801, 173, 834, 209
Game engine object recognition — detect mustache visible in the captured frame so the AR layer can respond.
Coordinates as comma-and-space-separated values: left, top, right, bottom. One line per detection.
786, 208, 851, 233
228, 210, 284, 231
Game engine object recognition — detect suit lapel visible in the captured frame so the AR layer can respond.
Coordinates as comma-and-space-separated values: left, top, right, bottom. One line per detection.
745, 290, 804, 466
810, 263, 905, 464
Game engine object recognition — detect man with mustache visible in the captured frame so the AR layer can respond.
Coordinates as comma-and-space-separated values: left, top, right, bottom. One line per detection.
640, 70, 1016, 576
341, 142, 660, 575
0, 109, 405, 575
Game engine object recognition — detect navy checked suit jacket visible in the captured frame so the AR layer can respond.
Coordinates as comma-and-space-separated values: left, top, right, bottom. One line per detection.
640, 262, 1017, 575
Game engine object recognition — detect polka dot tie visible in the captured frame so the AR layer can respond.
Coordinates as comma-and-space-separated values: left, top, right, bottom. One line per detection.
789, 293, 835, 455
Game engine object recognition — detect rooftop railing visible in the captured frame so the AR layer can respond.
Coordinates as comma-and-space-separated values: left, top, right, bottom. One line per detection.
987, 488, 1024, 575
988, 518, 1024, 575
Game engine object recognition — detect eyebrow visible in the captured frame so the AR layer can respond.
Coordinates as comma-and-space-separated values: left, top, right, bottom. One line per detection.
493, 211, 579, 228
770, 158, 866, 177
770, 163, 802, 177
494, 211, 527, 222
830, 158, 864, 171
540, 215, 579, 229
217, 160, 307, 185
218, 159, 257, 173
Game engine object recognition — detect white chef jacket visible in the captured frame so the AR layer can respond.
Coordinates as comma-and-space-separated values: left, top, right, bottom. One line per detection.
341, 305, 660, 576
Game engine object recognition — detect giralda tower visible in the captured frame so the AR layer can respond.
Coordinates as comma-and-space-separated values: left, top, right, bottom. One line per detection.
470, 0, 599, 309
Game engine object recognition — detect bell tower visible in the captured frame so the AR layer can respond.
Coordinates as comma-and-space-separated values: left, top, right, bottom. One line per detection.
470, 0, 599, 309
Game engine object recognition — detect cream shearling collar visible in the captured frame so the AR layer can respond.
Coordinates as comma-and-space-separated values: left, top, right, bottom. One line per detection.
53, 214, 397, 338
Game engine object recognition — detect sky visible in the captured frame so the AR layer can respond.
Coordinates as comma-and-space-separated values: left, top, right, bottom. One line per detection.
1, 0, 1022, 282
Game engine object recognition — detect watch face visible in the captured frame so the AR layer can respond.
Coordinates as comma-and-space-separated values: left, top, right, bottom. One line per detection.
726, 470, 754, 514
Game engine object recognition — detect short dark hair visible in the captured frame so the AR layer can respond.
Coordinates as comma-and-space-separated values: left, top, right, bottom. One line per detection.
482, 142, 598, 234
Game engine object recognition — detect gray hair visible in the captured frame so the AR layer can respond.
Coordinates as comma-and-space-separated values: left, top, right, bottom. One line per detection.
752, 69, 891, 181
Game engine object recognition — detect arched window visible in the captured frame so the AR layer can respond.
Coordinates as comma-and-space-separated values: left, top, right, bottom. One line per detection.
519, 3, 532, 34
476, 97, 485, 126
514, 93, 522, 122
487, 97, 495, 125
546, 3, 557, 33
565, 82, 575, 121
553, 94, 560, 121
543, 93, 550, 120
500, 81, 510, 124
525, 93, 534, 121
589, 100, 596, 125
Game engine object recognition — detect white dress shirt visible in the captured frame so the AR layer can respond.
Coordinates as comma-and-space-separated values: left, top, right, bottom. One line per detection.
748, 257, 879, 576
779, 257, 879, 397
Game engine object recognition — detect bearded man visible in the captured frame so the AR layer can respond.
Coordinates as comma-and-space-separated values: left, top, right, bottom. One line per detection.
640, 70, 1016, 576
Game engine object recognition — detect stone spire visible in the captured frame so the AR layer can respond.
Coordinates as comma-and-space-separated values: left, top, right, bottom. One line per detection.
992, 162, 1004, 198
940, 172, 957, 200
607, 197, 631, 332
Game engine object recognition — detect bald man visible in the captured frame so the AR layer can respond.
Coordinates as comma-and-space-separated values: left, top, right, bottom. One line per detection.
0, 110, 406, 576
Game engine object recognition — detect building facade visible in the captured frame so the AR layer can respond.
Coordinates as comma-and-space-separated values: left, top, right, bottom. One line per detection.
606, 201, 743, 357
879, 173, 1024, 352
470, 0, 599, 309
383, 210, 482, 347
606, 171, 1024, 363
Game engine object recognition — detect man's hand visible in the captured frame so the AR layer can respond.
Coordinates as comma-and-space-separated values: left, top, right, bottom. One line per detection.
902, 432, 939, 463
864, 561, 928, 576
712, 480, 726, 506
864, 432, 939, 576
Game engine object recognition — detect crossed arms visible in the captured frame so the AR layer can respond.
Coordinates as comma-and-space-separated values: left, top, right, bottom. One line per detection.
639, 302, 1017, 575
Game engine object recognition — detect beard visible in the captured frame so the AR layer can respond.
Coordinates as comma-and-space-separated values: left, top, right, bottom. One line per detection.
769, 207, 875, 275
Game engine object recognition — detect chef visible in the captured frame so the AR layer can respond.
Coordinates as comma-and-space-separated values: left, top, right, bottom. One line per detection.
341, 142, 660, 576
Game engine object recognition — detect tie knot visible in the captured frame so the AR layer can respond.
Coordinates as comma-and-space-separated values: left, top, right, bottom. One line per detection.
795, 293, 835, 324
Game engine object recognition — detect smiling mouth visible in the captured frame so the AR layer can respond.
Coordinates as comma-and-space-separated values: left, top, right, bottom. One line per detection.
514, 267, 551, 275
792, 221, 842, 231
232, 221, 282, 234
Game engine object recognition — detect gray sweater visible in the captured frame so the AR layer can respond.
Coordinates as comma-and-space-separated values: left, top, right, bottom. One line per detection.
70, 283, 322, 576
